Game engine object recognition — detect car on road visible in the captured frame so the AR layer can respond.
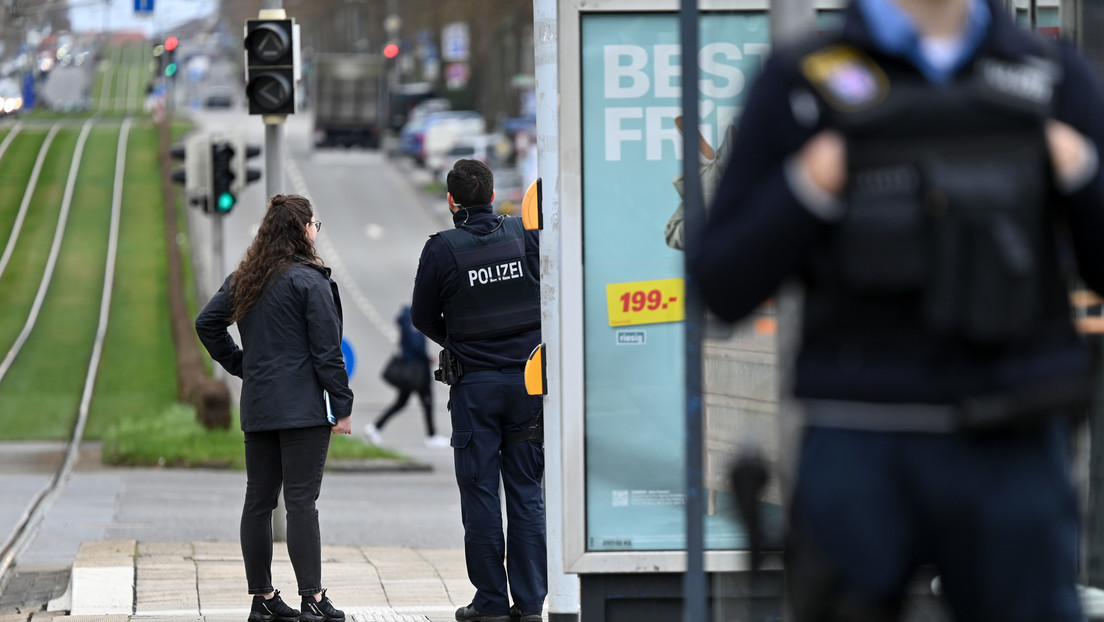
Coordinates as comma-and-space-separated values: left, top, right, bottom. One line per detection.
397, 98, 451, 159
0, 78, 22, 117
436, 133, 510, 184
422, 111, 485, 174
492, 167, 527, 216
204, 85, 235, 108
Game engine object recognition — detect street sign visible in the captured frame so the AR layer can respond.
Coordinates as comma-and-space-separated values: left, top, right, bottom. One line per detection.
341, 337, 356, 378
445, 62, 469, 90
134, 0, 154, 14
441, 22, 469, 62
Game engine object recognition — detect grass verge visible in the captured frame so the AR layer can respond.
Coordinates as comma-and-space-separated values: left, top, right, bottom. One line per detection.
102, 403, 403, 469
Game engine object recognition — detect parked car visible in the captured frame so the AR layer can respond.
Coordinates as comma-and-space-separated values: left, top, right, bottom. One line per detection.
421, 111, 485, 173
0, 77, 22, 116
436, 133, 510, 183
398, 98, 451, 158
492, 167, 528, 216
204, 85, 234, 108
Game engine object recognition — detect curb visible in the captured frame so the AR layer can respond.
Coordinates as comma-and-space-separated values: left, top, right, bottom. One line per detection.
326, 459, 433, 473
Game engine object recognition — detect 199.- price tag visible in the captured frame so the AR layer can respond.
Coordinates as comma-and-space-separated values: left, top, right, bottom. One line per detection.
605, 278, 684, 327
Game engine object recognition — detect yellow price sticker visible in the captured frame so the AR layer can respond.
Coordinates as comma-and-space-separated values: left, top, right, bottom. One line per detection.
605, 278, 685, 327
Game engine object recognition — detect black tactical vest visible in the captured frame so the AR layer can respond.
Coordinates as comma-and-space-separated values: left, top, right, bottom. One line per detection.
801, 39, 1061, 346
438, 216, 541, 342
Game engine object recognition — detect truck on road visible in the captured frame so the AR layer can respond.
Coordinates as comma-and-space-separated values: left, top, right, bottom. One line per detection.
311, 54, 384, 149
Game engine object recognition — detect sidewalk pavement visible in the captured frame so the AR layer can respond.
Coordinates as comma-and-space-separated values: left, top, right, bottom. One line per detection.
42, 540, 505, 622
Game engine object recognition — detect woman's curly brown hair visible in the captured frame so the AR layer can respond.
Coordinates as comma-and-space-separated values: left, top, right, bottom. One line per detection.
229, 194, 322, 323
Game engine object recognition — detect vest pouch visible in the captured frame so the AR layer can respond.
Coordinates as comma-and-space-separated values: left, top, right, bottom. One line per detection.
964, 213, 1039, 343
838, 165, 928, 292
921, 156, 1043, 344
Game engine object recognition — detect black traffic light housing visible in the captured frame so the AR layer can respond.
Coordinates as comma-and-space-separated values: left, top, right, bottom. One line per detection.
211, 140, 237, 213
244, 18, 297, 116
210, 136, 263, 214
170, 135, 211, 212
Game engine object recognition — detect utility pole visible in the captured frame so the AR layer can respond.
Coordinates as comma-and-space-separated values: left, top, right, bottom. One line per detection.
677, 0, 705, 619
261, 0, 287, 542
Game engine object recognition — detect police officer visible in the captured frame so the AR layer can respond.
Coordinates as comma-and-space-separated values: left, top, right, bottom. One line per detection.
410, 159, 546, 622
690, 0, 1104, 619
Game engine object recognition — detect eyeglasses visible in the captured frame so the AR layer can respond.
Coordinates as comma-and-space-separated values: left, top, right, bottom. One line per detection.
309, 221, 322, 231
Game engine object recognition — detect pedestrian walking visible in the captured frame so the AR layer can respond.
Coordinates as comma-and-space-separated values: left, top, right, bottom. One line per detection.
365, 305, 450, 448
196, 193, 352, 622
691, 0, 1104, 619
411, 159, 546, 622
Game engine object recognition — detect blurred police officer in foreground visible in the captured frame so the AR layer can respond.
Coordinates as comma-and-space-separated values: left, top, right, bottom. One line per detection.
690, 0, 1104, 619
411, 159, 546, 622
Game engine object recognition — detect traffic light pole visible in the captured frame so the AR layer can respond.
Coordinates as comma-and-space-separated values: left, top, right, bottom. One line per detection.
260, 0, 288, 544
265, 124, 284, 199
261, 0, 287, 199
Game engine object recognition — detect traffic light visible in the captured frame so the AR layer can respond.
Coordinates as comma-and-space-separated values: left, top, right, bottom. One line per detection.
210, 140, 237, 213
170, 135, 211, 211
228, 136, 262, 197
244, 17, 297, 116
383, 42, 399, 60
152, 42, 164, 77
163, 35, 178, 78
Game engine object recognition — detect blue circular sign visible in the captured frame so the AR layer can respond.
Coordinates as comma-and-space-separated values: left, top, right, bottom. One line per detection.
342, 337, 357, 378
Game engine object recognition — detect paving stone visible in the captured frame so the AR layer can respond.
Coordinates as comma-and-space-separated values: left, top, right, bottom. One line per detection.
320, 545, 364, 563
0, 570, 69, 612
50, 616, 128, 622
378, 579, 450, 608
136, 543, 193, 560
189, 543, 238, 562
346, 609, 431, 622
72, 542, 135, 568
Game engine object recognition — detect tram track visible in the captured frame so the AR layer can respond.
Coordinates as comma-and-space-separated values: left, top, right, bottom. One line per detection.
0, 118, 133, 596
0, 123, 61, 281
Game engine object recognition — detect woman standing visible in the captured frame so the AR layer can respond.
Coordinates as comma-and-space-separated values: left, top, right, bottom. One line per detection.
196, 194, 352, 622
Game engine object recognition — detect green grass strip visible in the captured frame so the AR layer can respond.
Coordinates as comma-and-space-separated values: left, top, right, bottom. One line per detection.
0, 131, 48, 252
102, 403, 403, 468
0, 126, 108, 438
88, 122, 177, 439
0, 129, 78, 375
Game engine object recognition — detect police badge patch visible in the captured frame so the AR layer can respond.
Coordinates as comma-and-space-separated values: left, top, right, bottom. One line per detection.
801, 45, 889, 111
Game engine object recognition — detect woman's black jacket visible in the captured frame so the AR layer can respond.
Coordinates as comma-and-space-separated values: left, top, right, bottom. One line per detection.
196, 261, 354, 432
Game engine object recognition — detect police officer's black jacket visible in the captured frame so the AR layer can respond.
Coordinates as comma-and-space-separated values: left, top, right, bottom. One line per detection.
411, 205, 541, 370
196, 261, 354, 431
691, 1, 1104, 405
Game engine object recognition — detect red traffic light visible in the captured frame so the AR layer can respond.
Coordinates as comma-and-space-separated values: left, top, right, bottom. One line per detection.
165, 36, 179, 51
383, 43, 399, 59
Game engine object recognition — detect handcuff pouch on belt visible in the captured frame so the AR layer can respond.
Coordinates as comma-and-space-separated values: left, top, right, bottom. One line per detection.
435, 348, 464, 386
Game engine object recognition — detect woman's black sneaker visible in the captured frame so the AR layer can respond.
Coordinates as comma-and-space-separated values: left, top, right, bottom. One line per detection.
248, 590, 300, 622
301, 589, 345, 622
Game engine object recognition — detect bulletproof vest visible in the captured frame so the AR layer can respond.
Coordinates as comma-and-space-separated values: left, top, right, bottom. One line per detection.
438, 216, 541, 342
801, 41, 1060, 345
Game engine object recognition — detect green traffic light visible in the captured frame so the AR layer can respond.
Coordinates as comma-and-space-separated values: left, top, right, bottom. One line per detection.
165, 62, 178, 77
217, 192, 235, 212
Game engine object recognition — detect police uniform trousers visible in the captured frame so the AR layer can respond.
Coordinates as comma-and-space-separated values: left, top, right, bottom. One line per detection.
788, 417, 1082, 622
449, 368, 548, 615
